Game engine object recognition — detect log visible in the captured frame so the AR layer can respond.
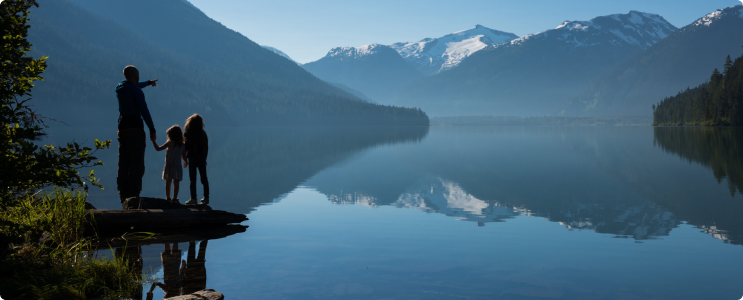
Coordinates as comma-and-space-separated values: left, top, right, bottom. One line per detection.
87, 208, 248, 233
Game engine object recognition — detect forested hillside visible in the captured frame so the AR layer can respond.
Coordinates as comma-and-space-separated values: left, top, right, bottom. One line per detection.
566, 5, 743, 117
653, 53, 743, 126
27, 0, 428, 127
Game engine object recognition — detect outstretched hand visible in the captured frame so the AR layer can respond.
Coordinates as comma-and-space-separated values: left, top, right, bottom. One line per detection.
149, 79, 159, 87
150, 132, 157, 141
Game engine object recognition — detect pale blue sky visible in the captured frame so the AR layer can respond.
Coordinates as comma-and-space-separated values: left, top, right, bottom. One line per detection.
186, 0, 741, 64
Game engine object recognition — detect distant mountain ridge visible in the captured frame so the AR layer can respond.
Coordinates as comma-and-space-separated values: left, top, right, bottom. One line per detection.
394, 11, 678, 117
302, 43, 424, 104
262, 45, 296, 63
390, 25, 519, 75
564, 5, 743, 116
28, 0, 428, 126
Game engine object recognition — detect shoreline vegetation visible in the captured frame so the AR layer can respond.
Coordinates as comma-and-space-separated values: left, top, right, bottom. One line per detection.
0, 189, 145, 299
653, 51, 743, 126
1, 1, 142, 299
431, 116, 652, 127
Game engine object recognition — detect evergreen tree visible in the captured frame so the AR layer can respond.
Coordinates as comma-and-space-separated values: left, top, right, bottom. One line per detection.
0, 0, 111, 205
653, 52, 743, 126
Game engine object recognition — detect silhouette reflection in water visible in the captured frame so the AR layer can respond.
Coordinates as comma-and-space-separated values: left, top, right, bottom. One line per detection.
107, 225, 245, 299
181, 241, 208, 295
146, 241, 209, 299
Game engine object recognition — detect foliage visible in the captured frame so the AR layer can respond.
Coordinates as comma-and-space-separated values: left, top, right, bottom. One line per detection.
0, 0, 111, 207
0, 2, 138, 299
653, 51, 743, 126
0, 189, 144, 300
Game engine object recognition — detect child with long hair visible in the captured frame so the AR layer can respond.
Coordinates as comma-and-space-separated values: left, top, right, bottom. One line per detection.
152, 125, 186, 203
183, 114, 210, 205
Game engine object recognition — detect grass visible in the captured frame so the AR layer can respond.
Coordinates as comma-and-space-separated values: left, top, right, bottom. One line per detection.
0, 188, 146, 300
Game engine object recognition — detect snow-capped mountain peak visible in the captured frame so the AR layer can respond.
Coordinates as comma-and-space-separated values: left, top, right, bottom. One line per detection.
325, 43, 393, 59
390, 25, 519, 75
692, 5, 743, 27
497, 11, 677, 51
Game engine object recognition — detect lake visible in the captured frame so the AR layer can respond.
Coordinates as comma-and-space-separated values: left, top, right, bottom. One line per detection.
45, 126, 743, 300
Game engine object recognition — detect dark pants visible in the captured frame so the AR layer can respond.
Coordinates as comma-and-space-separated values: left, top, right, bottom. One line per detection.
117, 129, 146, 201
188, 156, 209, 199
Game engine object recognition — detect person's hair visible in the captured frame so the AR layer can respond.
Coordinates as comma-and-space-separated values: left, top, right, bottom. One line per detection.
184, 114, 207, 151
123, 65, 138, 80
166, 125, 184, 147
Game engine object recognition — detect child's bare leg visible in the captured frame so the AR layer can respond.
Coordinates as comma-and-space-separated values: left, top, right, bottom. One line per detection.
173, 180, 180, 200
164, 243, 171, 252
165, 179, 172, 200
172, 243, 179, 251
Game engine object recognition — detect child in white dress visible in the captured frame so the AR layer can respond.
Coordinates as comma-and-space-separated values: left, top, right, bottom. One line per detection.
152, 125, 186, 203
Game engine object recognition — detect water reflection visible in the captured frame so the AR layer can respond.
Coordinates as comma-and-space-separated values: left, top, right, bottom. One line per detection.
104, 225, 246, 299
145, 241, 208, 299
307, 127, 743, 244
654, 127, 743, 196
44, 126, 429, 212
64, 126, 743, 299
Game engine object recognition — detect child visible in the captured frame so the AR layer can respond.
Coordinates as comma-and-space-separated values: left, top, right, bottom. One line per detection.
183, 114, 209, 205
152, 125, 186, 203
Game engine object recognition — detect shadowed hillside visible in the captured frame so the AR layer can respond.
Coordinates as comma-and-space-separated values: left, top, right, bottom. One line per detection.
28, 0, 428, 127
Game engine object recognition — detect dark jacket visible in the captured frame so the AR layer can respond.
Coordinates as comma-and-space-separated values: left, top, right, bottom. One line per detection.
116, 80, 155, 133
184, 132, 208, 159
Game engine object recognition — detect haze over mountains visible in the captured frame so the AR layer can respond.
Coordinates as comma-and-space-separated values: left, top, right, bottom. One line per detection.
303, 25, 517, 104
29, 0, 743, 121
303, 44, 424, 104
27, 0, 428, 127
565, 5, 743, 116
302, 5, 742, 118
395, 11, 678, 116
262, 46, 297, 64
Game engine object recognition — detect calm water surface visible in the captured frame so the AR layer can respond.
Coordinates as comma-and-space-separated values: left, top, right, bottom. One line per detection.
46, 126, 743, 300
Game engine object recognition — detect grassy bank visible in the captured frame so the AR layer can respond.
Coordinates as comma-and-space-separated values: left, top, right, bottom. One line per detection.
0, 189, 143, 300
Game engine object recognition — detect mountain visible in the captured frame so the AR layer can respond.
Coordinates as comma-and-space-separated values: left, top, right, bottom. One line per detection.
27, 0, 428, 127
302, 44, 424, 104
327, 82, 375, 103
390, 25, 519, 76
262, 45, 297, 64
395, 11, 678, 117
564, 5, 743, 117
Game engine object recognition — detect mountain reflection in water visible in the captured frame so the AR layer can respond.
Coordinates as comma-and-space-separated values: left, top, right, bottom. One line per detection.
47, 126, 742, 245
47, 126, 743, 299
306, 127, 743, 244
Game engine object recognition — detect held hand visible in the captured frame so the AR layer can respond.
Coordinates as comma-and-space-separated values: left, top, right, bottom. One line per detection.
149, 79, 158, 87
183, 161, 188, 168
150, 132, 156, 141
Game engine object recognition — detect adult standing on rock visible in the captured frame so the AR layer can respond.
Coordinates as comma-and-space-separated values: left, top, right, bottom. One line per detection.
116, 65, 158, 203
